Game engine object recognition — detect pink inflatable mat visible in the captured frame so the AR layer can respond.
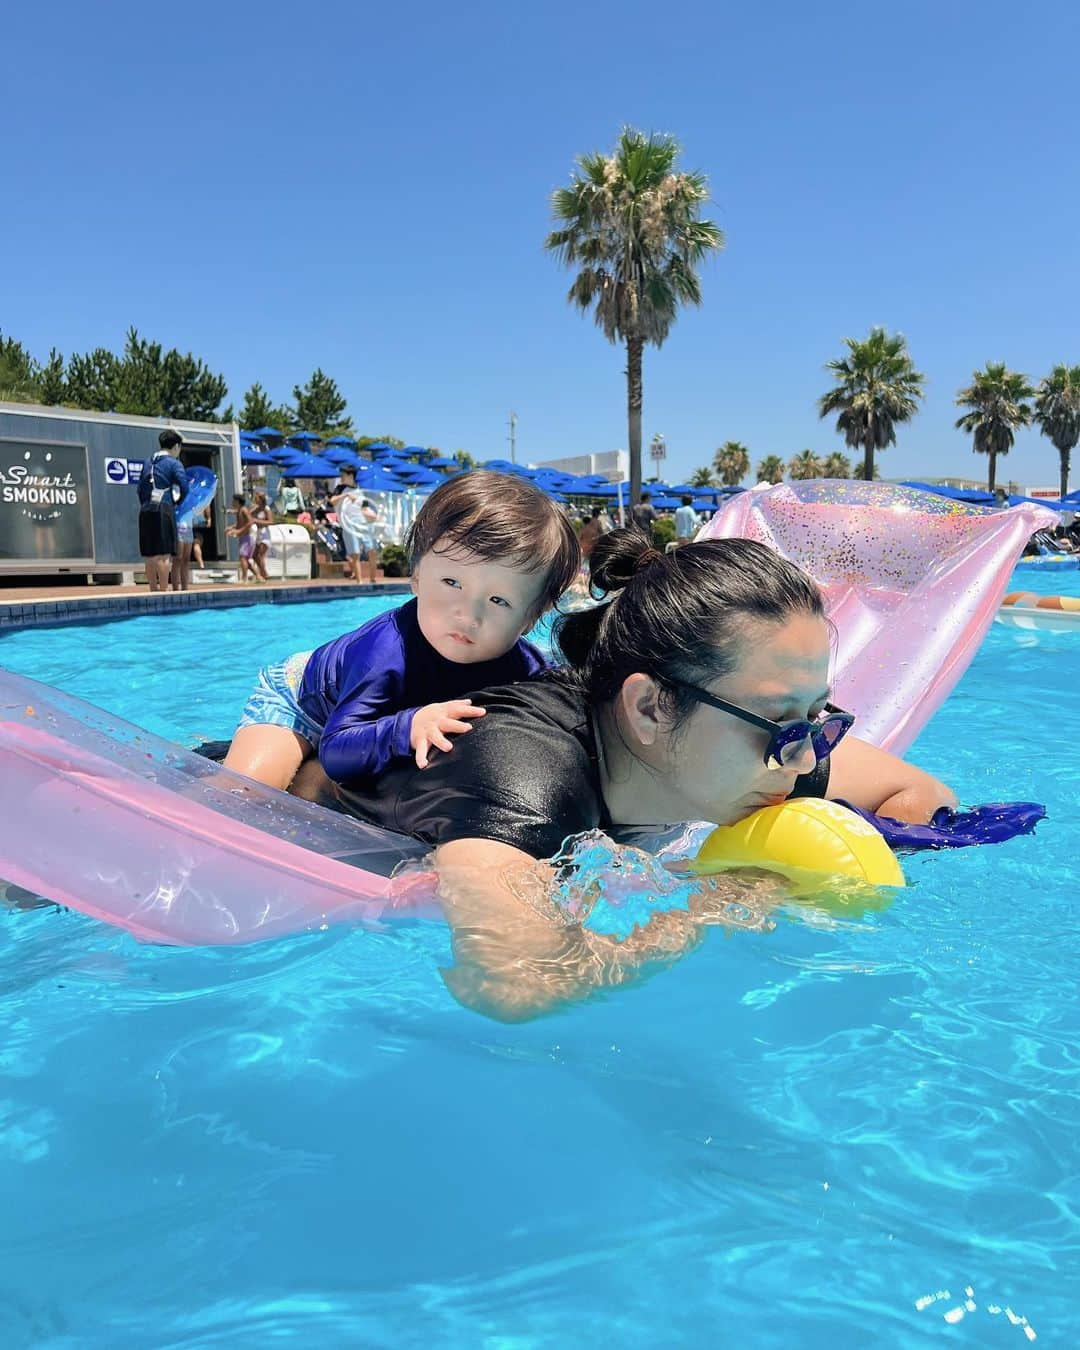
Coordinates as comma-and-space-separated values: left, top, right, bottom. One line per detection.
701, 482, 1056, 753
0, 670, 436, 945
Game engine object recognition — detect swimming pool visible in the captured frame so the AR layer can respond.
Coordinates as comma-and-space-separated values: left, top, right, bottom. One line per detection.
1, 581, 1077, 1345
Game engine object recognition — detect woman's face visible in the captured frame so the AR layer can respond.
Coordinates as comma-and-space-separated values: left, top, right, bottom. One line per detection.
634, 612, 833, 826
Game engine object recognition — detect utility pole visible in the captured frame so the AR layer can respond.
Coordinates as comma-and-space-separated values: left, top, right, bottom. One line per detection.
508, 411, 518, 465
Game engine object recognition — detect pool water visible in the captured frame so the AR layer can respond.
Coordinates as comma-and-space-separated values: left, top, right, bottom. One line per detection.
1, 581, 1078, 1346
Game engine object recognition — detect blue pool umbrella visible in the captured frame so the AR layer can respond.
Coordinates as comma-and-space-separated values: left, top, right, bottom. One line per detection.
901, 481, 996, 505
403, 470, 443, 489
400, 445, 429, 457
1008, 494, 1069, 510
425, 456, 458, 469
240, 446, 274, 465
354, 467, 406, 492
250, 425, 285, 442
277, 455, 340, 478
650, 495, 681, 510
324, 436, 357, 447
287, 430, 323, 447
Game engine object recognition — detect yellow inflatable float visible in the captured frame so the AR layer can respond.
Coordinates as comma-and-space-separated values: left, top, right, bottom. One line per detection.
694, 798, 905, 888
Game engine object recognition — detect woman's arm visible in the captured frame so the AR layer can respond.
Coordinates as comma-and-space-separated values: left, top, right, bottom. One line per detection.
433, 838, 767, 1023
826, 735, 957, 823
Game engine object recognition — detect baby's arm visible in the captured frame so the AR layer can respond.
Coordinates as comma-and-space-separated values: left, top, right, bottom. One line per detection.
319, 667, 418, 782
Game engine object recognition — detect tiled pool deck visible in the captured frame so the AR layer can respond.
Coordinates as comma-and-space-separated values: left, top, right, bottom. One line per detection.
0, 577, 412, 633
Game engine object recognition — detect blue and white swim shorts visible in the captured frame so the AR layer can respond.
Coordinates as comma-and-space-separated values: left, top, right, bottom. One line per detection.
235, 650, 323, 747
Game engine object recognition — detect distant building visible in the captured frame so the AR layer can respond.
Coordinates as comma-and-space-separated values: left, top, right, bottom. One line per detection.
530, 449, 627, 482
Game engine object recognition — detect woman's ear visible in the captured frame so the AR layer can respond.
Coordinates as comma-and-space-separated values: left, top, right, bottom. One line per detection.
618, 673, 663, 747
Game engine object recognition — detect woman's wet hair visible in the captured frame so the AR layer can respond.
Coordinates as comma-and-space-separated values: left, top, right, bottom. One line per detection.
405, 469, 580, 616
231, 493, 245, 507
555, 527, 825, 736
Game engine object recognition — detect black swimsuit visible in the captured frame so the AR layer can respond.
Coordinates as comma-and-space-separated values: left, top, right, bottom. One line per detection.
302, 670, 831, 860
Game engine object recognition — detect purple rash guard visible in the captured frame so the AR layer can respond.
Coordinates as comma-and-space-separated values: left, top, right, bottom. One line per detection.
300, 597, 549, 783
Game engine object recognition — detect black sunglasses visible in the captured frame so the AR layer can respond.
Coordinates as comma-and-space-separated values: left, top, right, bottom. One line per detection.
665, 678, 856, 768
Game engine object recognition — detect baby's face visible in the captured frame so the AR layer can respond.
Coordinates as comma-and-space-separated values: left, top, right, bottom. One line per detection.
411, 540, 547, 663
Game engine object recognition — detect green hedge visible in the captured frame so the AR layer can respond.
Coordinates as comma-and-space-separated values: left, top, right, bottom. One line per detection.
380, 544, 410, 577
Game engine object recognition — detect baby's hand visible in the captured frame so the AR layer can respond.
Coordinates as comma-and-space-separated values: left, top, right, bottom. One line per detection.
410, 699, 485, 769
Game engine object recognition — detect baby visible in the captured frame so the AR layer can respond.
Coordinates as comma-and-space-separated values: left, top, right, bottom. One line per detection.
223, 471, 580, 789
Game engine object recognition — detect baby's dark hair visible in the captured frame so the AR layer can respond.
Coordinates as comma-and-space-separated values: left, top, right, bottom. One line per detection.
405, 470, 580, 615
555, 528, 825, 738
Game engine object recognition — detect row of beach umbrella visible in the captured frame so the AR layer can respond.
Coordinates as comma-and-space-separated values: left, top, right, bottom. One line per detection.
238, 427, 745, 509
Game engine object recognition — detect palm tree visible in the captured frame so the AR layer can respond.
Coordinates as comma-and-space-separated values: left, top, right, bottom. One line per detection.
822, 452, 851, 479
818, 327, 925, 481
755, 455, 785, 484
713, 440, 750, 486
1034, 363, 1080, 499
955, 362, 1035, 493
546, 128, 724, 506
688, 465, 716, 487
788, 450, 823, 481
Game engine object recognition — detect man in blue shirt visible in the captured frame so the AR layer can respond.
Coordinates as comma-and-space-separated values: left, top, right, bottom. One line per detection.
674, 494, 700, 546
137, 430, 190, 591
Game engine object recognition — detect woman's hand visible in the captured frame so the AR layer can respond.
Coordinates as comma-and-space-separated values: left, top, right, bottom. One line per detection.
410, 699, 486, 769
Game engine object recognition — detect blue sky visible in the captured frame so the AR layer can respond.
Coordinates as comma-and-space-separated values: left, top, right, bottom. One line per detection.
6, 0, 1079, 488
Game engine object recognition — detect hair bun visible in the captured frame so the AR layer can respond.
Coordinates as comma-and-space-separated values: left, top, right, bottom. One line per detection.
634, 546, 664, 574
588, 528, 663, 594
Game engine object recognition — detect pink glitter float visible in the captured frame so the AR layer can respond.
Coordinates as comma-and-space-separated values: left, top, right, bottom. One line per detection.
700, 481, 1057, 752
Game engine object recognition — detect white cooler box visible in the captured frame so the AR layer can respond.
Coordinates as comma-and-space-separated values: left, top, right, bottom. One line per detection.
264, 524, 313, 579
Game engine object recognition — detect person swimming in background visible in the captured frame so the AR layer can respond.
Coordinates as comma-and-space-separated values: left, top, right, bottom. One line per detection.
222, 471, 581, 790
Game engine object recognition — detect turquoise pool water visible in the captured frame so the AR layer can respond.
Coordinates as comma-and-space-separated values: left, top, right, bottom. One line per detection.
1, 581, 1078, 1346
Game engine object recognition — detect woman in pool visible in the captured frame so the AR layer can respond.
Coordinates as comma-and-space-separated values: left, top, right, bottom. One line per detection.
296, 529, 956, 1021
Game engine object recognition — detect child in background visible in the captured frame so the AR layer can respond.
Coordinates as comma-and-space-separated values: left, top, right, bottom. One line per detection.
226, 494, 256, 583
222, 472, 580, 790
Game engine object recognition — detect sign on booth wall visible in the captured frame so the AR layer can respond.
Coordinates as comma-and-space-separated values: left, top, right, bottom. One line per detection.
0, 439, 95, 563
105, 457, 145, 485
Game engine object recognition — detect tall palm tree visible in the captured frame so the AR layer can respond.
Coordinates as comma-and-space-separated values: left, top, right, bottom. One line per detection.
955, 362, 1035, 493
822, 451, 851, 479
1034, 363, 1080, 499
818, 327, 925, 481
788, 449, 823, 481
546, 128, 724, 506
713, 440, 750, 486
688, 465, 716, 487
755, 454, 785, 484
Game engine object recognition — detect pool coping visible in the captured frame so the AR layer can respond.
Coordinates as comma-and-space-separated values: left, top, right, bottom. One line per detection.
0, 580, 413, 634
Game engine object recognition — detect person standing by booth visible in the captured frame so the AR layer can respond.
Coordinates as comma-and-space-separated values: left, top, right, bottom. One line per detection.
137, 430, 190, 592
672, 494, 701, 548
